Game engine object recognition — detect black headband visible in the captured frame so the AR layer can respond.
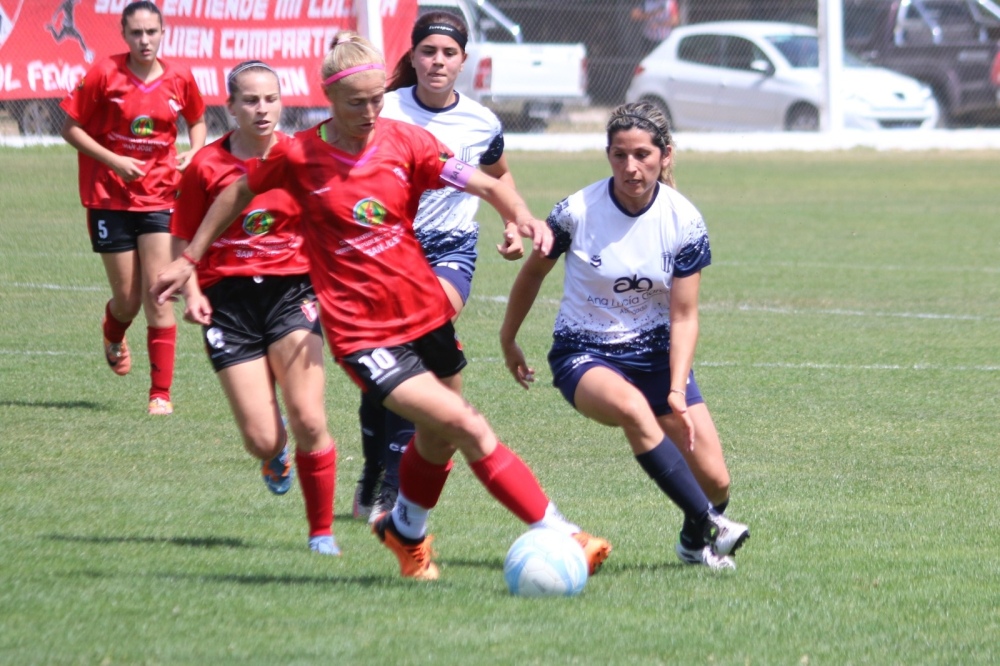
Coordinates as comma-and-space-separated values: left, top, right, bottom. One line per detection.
412, 22, 467, 50
617, 113, 670, 146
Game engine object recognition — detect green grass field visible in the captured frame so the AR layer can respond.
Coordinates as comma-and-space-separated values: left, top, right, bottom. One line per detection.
1, 146, 997, 665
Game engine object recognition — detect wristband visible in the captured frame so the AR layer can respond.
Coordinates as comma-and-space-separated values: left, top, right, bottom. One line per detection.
181, 251, 199, 266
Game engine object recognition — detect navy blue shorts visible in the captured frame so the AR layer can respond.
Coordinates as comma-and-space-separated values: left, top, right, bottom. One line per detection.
201, 274, 322, 372
433, 263, 474, 305
548, 348, 704, 416
87, 209, 171, 253
338, 321, 468, 405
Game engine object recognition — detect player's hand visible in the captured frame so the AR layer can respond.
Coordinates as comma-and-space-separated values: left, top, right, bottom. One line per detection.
667, 391, 695, 451
110, 155, 146, 182
183, 291, 213, 325
517, 217, 553, 256
152, 259, 194, 306
496, 222, 524, 260
501, 340, 535, 389
176, 149, 196, 172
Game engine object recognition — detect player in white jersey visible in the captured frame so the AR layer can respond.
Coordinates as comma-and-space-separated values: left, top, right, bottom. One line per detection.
352, 11, 526, 521
501, 102, 751, 570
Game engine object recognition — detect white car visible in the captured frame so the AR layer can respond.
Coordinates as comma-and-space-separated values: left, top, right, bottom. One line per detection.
625, 21, 940, 131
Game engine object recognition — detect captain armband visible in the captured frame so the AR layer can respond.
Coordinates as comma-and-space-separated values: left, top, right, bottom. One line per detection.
440, 157, 475, 190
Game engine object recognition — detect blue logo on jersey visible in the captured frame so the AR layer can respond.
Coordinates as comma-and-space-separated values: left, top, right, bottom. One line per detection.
590, 255, 602, 267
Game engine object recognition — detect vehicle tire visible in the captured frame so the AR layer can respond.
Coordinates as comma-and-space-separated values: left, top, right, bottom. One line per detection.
785, 103, 819, 132
930, 87, 950, 128
639, 95, 674, 130
15, 99, 65, 137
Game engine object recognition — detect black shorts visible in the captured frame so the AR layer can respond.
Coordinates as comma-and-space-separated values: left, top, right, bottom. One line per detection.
201, 274, 322, 373
87, 209, 171, 253
338, 321, 467, 404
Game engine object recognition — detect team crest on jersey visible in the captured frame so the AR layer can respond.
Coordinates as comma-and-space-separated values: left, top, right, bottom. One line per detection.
131, 115, 154, 136
243, 209, 274, 235
168, 97, 183, 115
353, 198, 387, 227
300, 300, 318, 322
661, 251, 674, 274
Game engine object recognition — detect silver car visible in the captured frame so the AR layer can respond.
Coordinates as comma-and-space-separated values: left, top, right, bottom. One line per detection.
625, 21, 940, 131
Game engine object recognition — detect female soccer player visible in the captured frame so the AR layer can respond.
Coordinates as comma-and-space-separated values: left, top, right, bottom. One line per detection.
152, 31, 610, 581
170, 61, 338, 556
60, 0, 206, 415
500, 101, 751, 570
351, 11, 525, 522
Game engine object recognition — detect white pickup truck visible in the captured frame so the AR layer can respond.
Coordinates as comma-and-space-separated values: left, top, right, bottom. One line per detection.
417, 0, 589, 130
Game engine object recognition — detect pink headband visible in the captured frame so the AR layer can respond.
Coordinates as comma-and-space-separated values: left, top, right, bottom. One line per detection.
323, 63, 385, 86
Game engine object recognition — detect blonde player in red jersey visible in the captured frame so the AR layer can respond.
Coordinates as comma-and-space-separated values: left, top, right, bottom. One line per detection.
153, 31, 611, 581
60, 1, 206, 415
171, 61, 338, 556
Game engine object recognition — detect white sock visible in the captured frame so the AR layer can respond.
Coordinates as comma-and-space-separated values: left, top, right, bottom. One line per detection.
391, 492, 429, 540
529, 502, 580, 535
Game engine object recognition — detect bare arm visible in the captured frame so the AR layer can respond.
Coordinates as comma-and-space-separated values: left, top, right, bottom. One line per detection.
152, 175, 255, 305
176, 116, 207, 172
500, 249, 559, 388
667, 271, 701, 450
462, 168, 552, 256
169, 236, 212, 325
481, 156, 523, 260
61, 116, 146, 182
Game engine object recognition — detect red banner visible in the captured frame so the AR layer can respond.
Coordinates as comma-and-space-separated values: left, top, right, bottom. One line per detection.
0, 0, 417, 105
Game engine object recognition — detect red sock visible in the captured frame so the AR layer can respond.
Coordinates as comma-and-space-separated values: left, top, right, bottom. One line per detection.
398, 441, 452, 509
295, 441, 337, 537
103, 301, 131, 343
470, 443, 549, 524
147, 325, 176, 401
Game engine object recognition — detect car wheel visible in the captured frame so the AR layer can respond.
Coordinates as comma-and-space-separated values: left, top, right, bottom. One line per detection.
785, 104, 819, 132
930, 87, 950, 128
16, 99, 64, 137
640, 96, 674, 130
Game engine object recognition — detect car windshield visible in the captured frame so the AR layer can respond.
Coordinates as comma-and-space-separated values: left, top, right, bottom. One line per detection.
766, 34, 867, 67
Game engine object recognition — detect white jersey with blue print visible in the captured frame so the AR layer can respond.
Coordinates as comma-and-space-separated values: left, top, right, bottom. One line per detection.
381, 86, 505, 268
547, 178, 712, 372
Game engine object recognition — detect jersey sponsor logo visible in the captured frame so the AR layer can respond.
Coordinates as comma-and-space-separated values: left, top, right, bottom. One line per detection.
352, 198, 387, 227
130, 115, 154, 137
589, 254, 602, 267
242, 209, 275, 235
613, 274, 654, 293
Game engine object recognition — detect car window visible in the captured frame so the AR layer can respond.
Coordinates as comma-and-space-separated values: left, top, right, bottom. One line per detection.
766, 34, 819, 67
844, 3, 883, 43
723, 37, 769, 71
677, 34, 723, 67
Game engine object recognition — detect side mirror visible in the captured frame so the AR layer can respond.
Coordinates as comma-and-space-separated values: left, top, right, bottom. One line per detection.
750, 59, 774, 76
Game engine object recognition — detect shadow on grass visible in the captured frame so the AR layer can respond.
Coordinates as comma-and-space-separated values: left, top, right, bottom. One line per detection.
46, 533, 249, 549
1, 399, 105, 410
156, 572, 390, 587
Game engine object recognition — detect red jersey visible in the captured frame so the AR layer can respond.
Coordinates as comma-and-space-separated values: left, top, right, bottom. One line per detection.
171, 132, 308, 290
246, 117, 456, 357
60, 53, 205, 211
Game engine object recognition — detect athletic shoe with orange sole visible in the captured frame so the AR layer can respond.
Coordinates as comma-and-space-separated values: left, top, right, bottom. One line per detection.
261, 446, 294, 495
370, 512, 439, 581
103, 335, 131, 376
147, 398, 173, 416
573, 532, 612, 575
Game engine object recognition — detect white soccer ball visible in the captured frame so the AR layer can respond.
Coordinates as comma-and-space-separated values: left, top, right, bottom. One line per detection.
503, 528, 588, 597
